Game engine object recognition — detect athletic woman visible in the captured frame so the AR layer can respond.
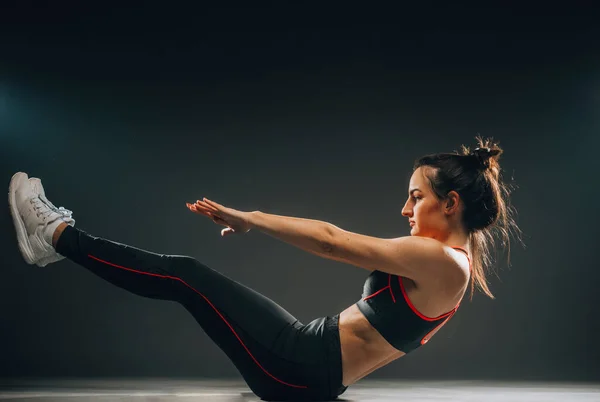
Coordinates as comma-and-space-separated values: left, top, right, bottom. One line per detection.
8, 137, 519, 401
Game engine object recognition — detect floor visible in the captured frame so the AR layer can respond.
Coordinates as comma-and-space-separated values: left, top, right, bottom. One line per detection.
0, 378, 598, 401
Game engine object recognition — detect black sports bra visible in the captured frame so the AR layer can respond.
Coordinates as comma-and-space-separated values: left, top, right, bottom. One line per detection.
355, 247, 471, 353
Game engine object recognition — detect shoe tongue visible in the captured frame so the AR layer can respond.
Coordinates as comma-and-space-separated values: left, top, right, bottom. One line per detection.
38, 196, 57, 210
34, 195, 74, 223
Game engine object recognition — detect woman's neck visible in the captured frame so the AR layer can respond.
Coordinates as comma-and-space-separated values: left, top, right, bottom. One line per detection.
439, 229, 470, 253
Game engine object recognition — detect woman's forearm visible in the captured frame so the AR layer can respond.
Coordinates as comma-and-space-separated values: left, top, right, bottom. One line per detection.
247, 211, 338, 258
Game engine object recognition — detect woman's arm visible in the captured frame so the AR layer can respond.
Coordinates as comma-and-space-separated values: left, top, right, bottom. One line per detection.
247, 211, 338, 258
190, 200, 462, 282
247, 210, 464, 283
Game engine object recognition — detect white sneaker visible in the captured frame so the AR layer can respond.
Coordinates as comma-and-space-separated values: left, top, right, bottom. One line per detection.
8, 172, 75, 267
29, 177, 76, 267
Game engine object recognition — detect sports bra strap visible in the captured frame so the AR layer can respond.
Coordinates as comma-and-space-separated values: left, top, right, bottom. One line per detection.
451, 246, 472, 271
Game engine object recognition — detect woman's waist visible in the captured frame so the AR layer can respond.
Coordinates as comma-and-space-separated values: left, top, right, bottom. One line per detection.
339, 304, 405, 385
339, 304, 400, 355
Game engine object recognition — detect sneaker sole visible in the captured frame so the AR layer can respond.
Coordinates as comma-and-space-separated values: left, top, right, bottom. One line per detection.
8, 172, 36, 264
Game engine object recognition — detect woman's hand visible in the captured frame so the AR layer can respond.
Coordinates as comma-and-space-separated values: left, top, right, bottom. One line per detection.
186, 198, 253, 237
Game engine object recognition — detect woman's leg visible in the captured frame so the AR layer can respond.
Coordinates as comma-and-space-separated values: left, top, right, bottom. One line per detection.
53, 224, 340, 401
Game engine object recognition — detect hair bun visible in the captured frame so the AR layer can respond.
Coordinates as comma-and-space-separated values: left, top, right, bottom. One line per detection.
471, 147, 501, 169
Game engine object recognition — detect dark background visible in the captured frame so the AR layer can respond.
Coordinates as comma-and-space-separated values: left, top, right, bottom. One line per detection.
0, 4, 598, 382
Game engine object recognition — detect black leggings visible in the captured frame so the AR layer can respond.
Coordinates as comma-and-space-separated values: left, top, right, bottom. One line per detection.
55, 225, 348, 401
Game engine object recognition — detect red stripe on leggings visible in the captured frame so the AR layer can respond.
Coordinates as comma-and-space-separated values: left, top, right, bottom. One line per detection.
87, 254, 308, 389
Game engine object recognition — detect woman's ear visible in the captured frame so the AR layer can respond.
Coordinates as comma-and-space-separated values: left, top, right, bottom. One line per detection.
444, 191, 461, 215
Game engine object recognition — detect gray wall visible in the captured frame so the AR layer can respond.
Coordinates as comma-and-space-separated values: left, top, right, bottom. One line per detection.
1, 4, 598, 382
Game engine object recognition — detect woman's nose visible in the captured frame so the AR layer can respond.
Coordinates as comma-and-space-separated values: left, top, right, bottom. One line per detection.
401, 205, 412, 217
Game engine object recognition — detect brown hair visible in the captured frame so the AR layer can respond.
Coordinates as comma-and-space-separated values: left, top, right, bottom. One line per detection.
414, 136, 522, 299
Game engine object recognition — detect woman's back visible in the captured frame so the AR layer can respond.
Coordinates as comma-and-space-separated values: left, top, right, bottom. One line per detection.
338, 246, 471, 386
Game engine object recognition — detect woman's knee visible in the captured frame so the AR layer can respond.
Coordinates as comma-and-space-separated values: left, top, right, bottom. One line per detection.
161, 254, 203, 274
154, 254, 206, 288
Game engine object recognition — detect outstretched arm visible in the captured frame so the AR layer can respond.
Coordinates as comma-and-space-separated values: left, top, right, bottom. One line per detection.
248, 211, 464, 284
248, 210, 340, 259
190, 199, 462, 282
188, 199, 338, 258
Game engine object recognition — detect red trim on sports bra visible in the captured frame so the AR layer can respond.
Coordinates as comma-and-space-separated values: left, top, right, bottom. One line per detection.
363, 286, 390, 301
87, 254, 308, 389
388, 273, 396, 303
362, 274, 397, 303
420, 312, 455, 345
451, 246, 471, 271
398, 276, 456, 322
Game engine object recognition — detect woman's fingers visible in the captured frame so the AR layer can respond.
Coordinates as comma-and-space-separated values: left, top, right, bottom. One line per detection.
188, 201, 213, 213
203, 198, 221, 208
187, 202, 229, 225
187, 198, 227, 221
221, 227, 235, 237
196, 200, 218, 212
186, 201, 234, 234
187, 203, 213, 217
196, 201, 217, 211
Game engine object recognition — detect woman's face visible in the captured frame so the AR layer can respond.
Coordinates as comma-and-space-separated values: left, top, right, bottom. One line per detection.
401, 167, 449, 239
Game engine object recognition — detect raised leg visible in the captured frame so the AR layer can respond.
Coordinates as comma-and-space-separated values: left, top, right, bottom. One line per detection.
54, 225, 339, 401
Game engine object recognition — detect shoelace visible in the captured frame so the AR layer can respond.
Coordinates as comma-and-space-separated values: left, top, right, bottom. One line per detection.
40, 194, 73, 218
30, 197, 73, 220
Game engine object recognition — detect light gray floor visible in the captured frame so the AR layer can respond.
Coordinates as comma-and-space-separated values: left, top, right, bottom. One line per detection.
0, 379, 598, 401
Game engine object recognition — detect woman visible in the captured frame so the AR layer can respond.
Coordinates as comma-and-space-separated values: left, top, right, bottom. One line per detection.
8, 137, 519, 401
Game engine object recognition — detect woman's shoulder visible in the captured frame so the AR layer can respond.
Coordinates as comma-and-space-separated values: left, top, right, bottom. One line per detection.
396, 236, 470, 286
